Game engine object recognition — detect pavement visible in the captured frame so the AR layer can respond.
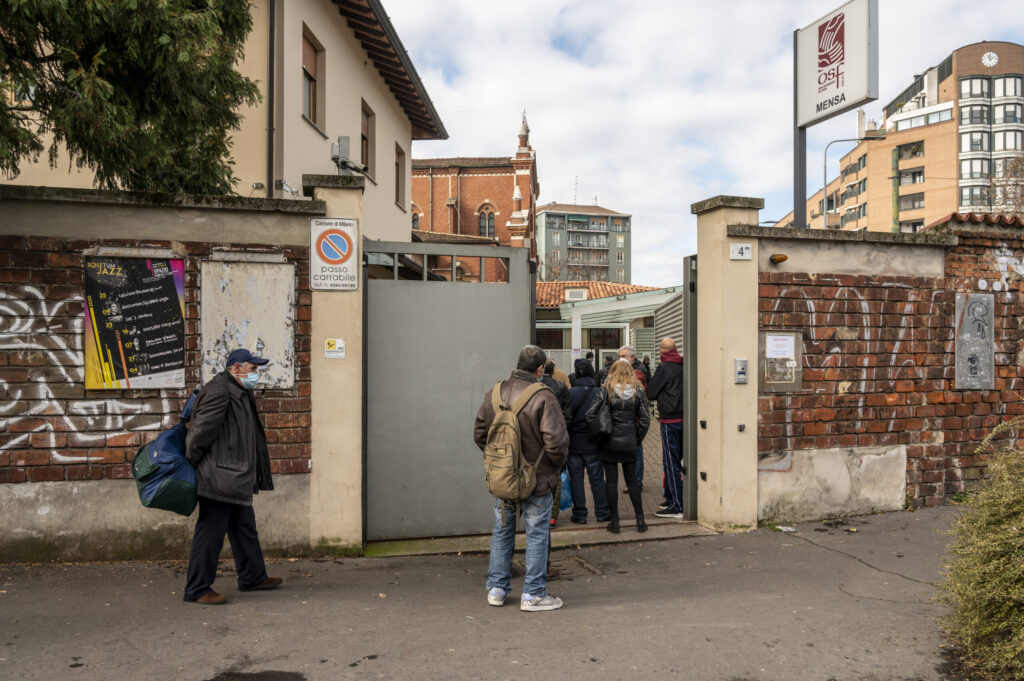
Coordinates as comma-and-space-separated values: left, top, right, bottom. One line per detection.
0, 505, 963, 681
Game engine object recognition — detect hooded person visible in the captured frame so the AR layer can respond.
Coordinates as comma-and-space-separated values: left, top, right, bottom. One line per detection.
565, 359, 611, 524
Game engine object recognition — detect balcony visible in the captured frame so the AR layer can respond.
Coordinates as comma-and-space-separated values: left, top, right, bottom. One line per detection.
567, 258, 609, 266
566, 223, 608, 233
568, 241, 609, 249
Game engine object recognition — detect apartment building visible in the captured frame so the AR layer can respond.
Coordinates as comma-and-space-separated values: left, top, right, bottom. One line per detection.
536, 203, 632, 282
778, 41, 1024, 232
5, 0, 447, 243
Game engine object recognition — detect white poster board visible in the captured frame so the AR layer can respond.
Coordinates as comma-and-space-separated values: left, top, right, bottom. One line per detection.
796, 0, 878, 128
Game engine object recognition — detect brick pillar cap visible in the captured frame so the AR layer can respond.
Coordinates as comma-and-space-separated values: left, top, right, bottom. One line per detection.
690, 195, 764, 215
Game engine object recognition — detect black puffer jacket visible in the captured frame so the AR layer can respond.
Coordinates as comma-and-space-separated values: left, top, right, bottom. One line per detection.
185, 370, 273, 505
586, 383, 650, 463
541, 375, 572, 426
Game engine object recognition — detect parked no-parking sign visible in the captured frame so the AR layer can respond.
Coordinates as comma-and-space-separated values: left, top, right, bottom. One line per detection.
310, 218, 359, 291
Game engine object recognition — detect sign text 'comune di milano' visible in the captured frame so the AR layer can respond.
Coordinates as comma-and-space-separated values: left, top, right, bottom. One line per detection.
796, 0, 878, 128
310, 217, 359, 291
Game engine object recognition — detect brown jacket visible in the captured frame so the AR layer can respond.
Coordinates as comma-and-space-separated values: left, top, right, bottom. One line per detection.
474, 369, 569, 495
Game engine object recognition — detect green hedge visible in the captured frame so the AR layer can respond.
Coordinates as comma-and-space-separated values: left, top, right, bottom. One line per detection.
942, 420, 1024, 680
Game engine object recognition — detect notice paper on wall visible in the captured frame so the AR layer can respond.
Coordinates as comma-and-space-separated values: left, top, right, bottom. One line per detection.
765, 333, 795, 359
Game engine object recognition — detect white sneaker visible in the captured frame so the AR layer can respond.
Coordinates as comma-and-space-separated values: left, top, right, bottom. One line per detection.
520, 593, 563, 612
487, 587, 506, 606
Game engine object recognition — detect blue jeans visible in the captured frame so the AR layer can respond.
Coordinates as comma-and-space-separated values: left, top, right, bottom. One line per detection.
567, 449, 610, 521
486, 494, 553, 597
660, 422, 684, 513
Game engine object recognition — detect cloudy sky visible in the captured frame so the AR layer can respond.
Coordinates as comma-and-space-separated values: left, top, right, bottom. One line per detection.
385, 0, 1024, 286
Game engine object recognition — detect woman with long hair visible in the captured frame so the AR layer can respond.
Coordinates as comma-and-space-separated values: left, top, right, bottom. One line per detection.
585, 359, 651, 533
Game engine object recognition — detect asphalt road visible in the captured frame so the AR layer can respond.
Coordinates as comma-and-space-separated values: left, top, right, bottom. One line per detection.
0, 506, 960, 681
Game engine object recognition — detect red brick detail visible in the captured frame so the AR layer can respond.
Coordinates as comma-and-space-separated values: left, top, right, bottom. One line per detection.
758, 231, 1024, 505
1, 236, 312, 485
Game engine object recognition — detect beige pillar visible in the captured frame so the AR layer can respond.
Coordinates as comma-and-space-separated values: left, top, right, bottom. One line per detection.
304, 175, 366, 553
690, 196, 763, 531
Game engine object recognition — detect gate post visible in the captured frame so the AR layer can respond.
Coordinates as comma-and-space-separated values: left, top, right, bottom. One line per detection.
690, 196, 763, 531
303, 175, 366, 553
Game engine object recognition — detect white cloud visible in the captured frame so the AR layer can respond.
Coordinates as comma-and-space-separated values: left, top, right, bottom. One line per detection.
385, 0, 1024, 286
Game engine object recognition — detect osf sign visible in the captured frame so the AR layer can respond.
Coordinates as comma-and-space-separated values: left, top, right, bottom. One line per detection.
796, 0, 877, 128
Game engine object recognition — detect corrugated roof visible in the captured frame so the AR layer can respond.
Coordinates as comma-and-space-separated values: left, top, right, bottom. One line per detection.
536, 281, 657, 308
412, 157, 512, 169
411, 230, 498, 244
536, 202, 630, 217
924, 212, 1024, 230
331, 0, 447, 140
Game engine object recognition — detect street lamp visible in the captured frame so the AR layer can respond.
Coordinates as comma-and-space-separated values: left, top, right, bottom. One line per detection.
823, 135, 887, 229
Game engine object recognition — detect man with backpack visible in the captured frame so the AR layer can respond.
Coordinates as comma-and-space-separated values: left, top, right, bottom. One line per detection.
474, 345, 569, 612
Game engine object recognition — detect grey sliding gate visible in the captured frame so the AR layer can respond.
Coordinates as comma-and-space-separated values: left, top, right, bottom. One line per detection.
364, 241, 532, 540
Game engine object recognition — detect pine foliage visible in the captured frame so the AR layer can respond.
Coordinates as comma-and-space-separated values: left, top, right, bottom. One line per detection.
0, 0, 260, 195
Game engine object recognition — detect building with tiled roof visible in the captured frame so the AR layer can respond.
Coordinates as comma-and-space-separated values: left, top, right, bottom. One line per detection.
535, 281, 668, 366
535, 281, 657, 308
410, 115, 539, 263
536, 202, 633, 283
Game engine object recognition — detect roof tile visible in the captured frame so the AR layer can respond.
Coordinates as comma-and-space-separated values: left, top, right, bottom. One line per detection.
536, 281, 658, 308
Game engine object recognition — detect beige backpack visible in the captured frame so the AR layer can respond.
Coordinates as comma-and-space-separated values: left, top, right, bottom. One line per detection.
483, 381, 548, 502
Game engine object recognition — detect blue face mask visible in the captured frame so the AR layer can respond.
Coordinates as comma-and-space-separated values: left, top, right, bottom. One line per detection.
240, 372, 260, 390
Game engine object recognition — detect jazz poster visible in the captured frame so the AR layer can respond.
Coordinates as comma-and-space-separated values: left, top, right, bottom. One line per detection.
84, 257, 186, 389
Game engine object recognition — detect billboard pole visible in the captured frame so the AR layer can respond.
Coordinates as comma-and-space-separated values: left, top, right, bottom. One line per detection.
793, 28, 806, 229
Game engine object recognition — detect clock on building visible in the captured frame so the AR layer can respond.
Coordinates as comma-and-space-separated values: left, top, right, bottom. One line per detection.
982, 51, 999, 67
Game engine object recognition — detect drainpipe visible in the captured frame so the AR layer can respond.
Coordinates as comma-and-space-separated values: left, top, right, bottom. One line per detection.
266, 0, 276, 198
428, 168, 433, 231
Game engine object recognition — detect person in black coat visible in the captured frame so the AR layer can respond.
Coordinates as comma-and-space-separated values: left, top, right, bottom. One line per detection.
183, 348, 282, 605
646, 337, 686, 518
585, 359, 651, 534
565, 359, 610, 524
540, 360, 571, 527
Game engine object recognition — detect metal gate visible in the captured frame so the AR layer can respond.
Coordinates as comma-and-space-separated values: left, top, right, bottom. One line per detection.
682, 255, 698, 520
364, 241, 532, 540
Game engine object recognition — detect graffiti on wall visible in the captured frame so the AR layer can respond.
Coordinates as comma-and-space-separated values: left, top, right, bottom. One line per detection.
1, 285, 178, 464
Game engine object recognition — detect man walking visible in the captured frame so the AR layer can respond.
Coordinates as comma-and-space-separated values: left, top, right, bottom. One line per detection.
646, 337, 685, 519
474, 345, 569, 611
183, 349, 282, 605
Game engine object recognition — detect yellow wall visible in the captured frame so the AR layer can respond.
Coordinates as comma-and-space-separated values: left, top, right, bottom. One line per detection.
4, 0, 417, 244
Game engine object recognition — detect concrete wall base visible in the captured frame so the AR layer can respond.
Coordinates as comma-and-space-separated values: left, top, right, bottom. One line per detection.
758, 445, 907, 523
0, 476, 311, 562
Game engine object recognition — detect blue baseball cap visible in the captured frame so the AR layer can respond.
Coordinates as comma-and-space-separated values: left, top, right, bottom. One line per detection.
225, 348, 270, 368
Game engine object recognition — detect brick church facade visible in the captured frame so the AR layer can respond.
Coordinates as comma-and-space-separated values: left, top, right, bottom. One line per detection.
411, 116, 540, 260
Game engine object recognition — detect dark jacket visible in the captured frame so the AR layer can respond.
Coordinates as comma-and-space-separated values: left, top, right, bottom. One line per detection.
596, 363, 612, 386
567, 377, 600, 456
586, 383, 650, 463
474, 370, 569, 495
540, 374, 572, 427
632, 358, 648, 388
186, 370, 273, 505
646, 351, 684, 421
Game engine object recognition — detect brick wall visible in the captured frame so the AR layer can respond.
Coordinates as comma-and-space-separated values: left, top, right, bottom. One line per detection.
758, 229, 1024, 507
0, 235, 312, 485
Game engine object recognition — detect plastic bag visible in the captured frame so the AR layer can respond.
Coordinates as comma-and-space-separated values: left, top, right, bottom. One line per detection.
559, 469, 572, 511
